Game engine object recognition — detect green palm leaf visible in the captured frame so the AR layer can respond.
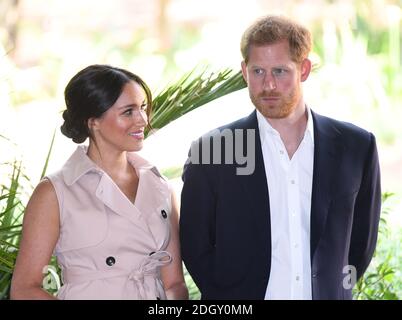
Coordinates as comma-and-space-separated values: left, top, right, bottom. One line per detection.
40, 129, 56, 180
147, 69, 246, 136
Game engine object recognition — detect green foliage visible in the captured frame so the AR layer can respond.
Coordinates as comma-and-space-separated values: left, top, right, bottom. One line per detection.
184, 265, 201, 300
40, 130, 56, 181
353, 192, 401, 300
0, 132, 56, 299
0, 159, 24, 299
148, 69, 246, 136
308, 2, 402, 147
161, 166, 183, 180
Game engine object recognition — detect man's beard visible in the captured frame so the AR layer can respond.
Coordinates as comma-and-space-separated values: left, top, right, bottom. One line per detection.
250, 87, 300, 119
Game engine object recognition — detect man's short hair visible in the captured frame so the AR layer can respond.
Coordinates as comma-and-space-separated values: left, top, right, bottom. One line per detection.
241, 15, 312, 64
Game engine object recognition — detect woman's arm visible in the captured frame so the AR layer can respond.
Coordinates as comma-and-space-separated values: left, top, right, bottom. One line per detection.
160, 190, 189, 300
10, 179, 60, 300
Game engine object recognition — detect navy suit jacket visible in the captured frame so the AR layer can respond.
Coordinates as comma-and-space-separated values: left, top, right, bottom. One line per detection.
180, 110, 381, 300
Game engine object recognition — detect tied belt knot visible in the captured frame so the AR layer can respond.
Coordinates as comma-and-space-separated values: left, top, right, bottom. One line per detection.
128, 251, 172, 299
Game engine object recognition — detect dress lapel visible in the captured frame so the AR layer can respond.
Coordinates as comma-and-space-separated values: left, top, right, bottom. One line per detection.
134, 167, 171, 250
95, 173, 150, 234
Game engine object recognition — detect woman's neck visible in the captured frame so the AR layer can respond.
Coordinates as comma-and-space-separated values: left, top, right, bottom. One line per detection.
87, 142, 129, 177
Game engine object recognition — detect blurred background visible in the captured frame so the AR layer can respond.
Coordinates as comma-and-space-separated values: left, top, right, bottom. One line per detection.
0, 0, 401, 299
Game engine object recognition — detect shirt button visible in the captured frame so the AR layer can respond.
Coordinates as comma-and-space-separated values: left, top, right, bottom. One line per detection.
312, 273, 317, 278
279, 150, 284, 155
296, 276, 300, 281
106, 256, 116, 266
161, 210, 167, 219
290, 180, 295, 184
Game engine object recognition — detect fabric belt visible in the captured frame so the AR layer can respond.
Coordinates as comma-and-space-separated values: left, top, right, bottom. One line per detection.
62, 250, 172, 299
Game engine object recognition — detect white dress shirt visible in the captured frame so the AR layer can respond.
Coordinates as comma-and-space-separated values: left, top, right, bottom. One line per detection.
256, 108, 314, 300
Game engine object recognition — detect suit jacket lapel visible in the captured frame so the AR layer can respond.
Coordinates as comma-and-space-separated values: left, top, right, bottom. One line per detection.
238, 111, 271, 249
310, 111, 343, 259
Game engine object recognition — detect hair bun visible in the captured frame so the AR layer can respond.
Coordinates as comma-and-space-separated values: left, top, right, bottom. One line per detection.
60, 110, 88, 144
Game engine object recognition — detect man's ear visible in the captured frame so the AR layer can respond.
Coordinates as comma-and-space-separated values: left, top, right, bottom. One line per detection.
241, 61, 248, 84
300, 58, 312, 82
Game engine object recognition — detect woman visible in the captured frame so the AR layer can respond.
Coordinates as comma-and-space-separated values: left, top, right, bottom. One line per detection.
11, 64, 189, 300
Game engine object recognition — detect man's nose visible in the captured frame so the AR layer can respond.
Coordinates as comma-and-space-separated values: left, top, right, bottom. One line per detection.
263, 74, 277, 91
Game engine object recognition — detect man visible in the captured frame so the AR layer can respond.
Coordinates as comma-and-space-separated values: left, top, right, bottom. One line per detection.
180, 15, 381, 299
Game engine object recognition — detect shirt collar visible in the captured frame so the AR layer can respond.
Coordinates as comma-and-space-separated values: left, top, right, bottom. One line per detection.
256, 109, 279, 140
62, 145, 162, 186
256, 106, 315, 146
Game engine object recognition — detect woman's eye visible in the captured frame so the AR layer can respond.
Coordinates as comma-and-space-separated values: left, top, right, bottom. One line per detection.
123, 109, 133, 116
140, 104, 147, 111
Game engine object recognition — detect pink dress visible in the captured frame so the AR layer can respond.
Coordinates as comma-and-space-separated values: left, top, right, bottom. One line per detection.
46, 146, 173, 299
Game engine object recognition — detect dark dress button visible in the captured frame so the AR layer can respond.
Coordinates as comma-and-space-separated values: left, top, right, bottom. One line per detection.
106, 256, 116, 266
161, 210, 167, 219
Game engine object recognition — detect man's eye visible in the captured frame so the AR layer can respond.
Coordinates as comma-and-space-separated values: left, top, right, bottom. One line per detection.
272, 68, 287, 76
254, 69, 264, 75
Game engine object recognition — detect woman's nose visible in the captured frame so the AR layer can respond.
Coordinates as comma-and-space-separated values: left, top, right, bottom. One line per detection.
133, 110, 147, 126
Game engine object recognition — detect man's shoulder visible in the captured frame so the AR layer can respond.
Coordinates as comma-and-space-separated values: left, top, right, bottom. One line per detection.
199, 111, 256, 139
313, 111, 373, 140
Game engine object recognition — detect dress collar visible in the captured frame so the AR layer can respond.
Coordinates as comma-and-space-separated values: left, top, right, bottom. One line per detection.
62, 145, 162, 186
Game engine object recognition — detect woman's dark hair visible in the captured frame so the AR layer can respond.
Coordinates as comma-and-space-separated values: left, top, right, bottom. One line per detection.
61, 64, 152, 143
